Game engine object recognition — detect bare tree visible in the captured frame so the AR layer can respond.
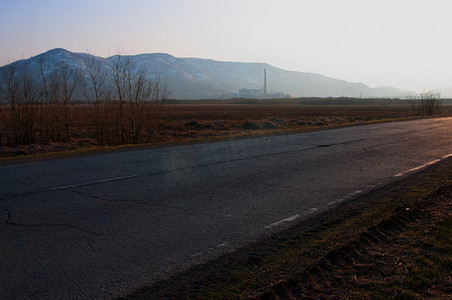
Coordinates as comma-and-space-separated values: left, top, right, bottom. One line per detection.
48, 61, 82, 141
1, 51, 170, 149
109, 54, 170, 144
146, 71, 170, 142
419, 91, 441, 116
37, 55, 52, 142
110, 54, 128, 143
408, 91, 441, 117
1, 62, 39, 145
84, 54, 112, 145
408, 92, 417, 117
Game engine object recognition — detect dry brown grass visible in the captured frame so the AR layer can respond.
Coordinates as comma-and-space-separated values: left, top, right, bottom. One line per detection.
1, 103, 451, 159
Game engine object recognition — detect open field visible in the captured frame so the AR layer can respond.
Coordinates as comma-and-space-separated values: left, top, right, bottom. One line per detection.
2, 101, 451, 159
120, 157, 452, 299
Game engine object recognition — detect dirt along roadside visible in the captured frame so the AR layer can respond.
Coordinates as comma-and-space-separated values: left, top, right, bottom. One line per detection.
120, 158, 452, 300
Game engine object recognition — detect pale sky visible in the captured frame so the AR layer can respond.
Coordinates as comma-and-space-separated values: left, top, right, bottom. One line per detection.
1, 0, 452, 91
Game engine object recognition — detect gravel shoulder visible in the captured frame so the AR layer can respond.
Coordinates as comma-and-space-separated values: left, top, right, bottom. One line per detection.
119, 158, 452, 299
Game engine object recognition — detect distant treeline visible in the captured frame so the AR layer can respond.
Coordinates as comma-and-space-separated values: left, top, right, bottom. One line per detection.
167, 97, 452, 106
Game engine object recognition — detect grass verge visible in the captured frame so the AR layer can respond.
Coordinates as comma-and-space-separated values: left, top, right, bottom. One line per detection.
0, 115, 429, 165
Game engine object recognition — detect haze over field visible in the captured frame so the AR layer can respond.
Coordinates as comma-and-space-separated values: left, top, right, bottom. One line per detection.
1, 0, 452, 93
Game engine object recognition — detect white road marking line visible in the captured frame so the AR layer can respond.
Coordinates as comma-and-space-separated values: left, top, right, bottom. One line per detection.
394, 159, 441, 177
328, 190, 363, 206
0, 160, 47, 169
264, 213, 302, 229
263, 153, 452, 243
394, 153, 452, 178
50, 173, 147, 190
190, 242, 229, 259
264, 208, 320, 230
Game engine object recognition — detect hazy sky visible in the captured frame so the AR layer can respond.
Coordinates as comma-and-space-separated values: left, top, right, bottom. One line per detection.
1, 0, 452, 91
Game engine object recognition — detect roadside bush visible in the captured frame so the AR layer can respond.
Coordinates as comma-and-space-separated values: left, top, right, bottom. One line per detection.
241, 121, 260, 130
409, 91, 441, 117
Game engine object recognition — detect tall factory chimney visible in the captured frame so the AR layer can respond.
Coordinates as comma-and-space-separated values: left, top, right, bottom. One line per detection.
263, 68, 267, 95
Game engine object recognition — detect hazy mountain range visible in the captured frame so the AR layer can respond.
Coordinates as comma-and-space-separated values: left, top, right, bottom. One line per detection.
0, 48, 416, 99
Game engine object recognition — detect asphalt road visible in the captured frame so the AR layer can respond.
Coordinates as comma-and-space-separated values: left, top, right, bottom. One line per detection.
1, 117, 452, 299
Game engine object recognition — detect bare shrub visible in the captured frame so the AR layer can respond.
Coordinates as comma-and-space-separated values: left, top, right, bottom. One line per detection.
35, 57, 82, 143
48, 62, 82, 141
84, 54, 114, 145
1, 52, 170, 148
409, 91, 441, 117
145, 72, 170, 142
420, 91, 441, 116
109, 54, 170, 144
1, 63, 39, 145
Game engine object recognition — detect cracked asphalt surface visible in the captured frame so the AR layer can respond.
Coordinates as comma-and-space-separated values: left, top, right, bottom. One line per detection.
1, 117, 452, 299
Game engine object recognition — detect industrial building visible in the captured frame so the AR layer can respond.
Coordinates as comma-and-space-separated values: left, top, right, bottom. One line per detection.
237, 68, 269, 98
238, 88, 262, 97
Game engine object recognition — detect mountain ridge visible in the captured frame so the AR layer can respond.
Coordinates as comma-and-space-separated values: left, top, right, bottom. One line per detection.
1, 48, 411, 99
